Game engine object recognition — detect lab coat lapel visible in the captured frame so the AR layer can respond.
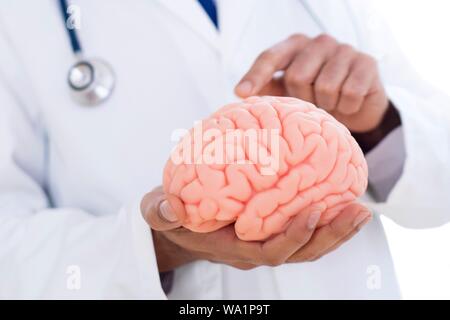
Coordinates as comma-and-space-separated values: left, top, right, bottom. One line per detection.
219, 0, 259, 59
301, 0, 359, 47
154, 0, 220, 51
219, 0, 358, 60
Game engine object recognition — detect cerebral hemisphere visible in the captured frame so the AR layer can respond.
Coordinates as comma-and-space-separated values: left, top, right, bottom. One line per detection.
163, 96, 368, 241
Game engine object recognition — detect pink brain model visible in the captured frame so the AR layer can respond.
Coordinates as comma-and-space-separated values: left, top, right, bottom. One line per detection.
163, 96, 368, 241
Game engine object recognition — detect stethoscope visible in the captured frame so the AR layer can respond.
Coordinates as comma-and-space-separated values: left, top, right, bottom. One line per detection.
59, 0, 115, 106
59, 0, 356, 107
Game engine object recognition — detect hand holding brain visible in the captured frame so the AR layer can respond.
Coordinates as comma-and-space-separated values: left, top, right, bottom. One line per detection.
163, 96, 368, 241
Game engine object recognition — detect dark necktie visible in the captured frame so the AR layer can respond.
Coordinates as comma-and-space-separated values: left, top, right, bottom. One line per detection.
198, 0, 218, 29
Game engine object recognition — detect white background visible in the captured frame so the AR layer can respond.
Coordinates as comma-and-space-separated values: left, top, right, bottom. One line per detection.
374, 0, 450, 299
0, 0, 449, 300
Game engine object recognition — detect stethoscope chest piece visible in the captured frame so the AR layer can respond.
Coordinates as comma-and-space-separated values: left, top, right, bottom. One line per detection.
68, 58, 115, 106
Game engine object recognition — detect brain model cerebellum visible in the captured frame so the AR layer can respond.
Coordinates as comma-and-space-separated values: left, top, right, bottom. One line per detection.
163, 96, 368, 241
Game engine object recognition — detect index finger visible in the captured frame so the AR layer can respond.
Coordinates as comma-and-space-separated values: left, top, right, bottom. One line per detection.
253, 205, 325, 266
287, 203, 372, 263
235, 34, 310, 97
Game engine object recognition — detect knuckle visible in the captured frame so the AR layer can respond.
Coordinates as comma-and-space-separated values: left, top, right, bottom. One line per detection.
293, 250, 316, 263
307, 254, 322, 262
151, 186, 164, 193
359, 53, 377, 68
315, 34, 337, 45
288, 33, 306, 42
258, 49, 277, 64
149, 215, 169, 231
240, 266, 255, 271
337, 44, 355, 55
285, 70, 311, 87
315, 81, 338, 96
257, 63, 276, 77
289, 253, 307, 263
140, 192, 159, 212
342, 84, 365, 99
233, 263, 255, 271
262, 254, 284, 267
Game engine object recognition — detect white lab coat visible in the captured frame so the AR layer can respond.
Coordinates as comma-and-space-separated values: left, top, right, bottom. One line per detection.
0, 0, 449, 299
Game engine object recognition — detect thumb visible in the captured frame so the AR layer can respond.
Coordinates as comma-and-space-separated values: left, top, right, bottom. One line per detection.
141, 191, 186, 231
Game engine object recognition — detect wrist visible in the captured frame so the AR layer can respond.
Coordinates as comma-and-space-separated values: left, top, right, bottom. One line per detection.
152, 230, 198, 272
352, 100, 402, 154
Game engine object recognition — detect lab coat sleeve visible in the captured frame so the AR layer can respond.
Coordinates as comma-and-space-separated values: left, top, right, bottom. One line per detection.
366, 127, 406, 202
0, 48, 165, 300
347, 0, 450, 228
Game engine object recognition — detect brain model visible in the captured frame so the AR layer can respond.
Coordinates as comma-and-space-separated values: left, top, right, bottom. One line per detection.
163, 96, 368, 241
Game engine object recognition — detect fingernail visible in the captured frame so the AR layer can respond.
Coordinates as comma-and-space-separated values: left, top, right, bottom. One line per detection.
353, 211, 371, 228
236, 80, 253, 96
159, 200, 178, 223
307, 211, 322, 230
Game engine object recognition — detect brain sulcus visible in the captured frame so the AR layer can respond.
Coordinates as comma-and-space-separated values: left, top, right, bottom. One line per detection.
163, 96, 368, 241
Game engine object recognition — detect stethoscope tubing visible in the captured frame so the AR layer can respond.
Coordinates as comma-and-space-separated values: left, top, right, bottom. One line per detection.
58, 0, 82, 54
59, 0, 115, 106
58, 0, 360, 106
